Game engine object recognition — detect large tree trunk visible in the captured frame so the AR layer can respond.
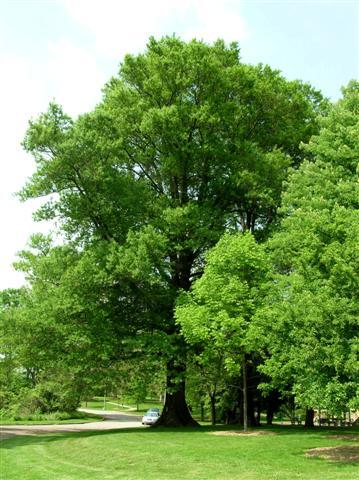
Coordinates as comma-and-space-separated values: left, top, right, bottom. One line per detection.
153, 250, 199, 427
154, 250, 199, 427
155, 361, 199, 427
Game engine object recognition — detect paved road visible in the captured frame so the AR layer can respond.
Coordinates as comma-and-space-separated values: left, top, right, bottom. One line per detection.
0, 408, 144, 441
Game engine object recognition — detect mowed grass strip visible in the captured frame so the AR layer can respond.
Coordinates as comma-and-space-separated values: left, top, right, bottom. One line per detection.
0, 416, 103, 426
0, 412, 103, 425
82, 397, 163, 415
1, 426, 358, 480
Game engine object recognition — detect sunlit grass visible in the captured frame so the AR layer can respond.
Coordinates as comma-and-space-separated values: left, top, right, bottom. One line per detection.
82, 397, 163, 415
2, 425, 358, 480
0, 411, 102, 425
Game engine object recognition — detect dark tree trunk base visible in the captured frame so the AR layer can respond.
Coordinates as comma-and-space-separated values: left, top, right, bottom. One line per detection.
154, 383, 199, 427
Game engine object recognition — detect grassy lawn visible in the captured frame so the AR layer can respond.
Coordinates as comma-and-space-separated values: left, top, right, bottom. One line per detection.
0, 416, 102, 425
82, 399, 125, 411
82, 397, 163, 415
0, 412, 103, 425
1, 426, 358, 480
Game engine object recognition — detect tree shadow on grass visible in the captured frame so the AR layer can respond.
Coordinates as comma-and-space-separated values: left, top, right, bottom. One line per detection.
0, 425, 211, 449
0, 427, 144, 449
1, 424, 358, 451
202, 424, 359, 438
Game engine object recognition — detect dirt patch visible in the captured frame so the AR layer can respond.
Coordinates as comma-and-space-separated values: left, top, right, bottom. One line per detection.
210, 430, 276, 437
327, 434, 359, 441
306, 445, 359, 463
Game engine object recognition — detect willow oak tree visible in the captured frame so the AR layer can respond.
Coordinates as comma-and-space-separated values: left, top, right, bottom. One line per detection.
21, 37, 325, 426
257, 81, 359, 423
176, 233, 271, 431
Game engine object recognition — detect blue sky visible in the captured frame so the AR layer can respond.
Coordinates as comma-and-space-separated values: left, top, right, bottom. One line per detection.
0, 0, 358, 289
240, 1, 358, 98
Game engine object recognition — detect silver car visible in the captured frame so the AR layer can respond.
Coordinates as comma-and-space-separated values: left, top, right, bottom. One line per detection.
142, 409, 161, 425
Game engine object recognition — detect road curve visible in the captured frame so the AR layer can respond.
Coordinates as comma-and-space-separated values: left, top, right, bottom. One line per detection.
0, 408, 144, 441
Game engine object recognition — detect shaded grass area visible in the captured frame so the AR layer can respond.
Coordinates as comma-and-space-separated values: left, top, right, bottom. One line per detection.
2, 425, 358, 480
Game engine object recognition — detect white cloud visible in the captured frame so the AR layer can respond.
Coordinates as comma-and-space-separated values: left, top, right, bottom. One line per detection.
62, 0, 170, 59
0, 0, 248, 290
181, 0, 248, 44
46, 39, 107, 116
61, 0, 248, 59
0, 54, 51, 289
0, 41, 107, 289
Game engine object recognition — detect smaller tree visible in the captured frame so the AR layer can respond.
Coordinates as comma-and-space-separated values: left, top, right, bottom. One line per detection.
176, 232, 271, 431
186, 352, 226, 425
257, 81, 359, 420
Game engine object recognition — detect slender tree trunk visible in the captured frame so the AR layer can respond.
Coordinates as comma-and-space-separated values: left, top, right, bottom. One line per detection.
242, 353, 248, 432
304, 407, 315, 428
265, 390, 280, 426
266, 410, 274, 425
155, 361, 198, 427
209, 393, 216, 425
247, 386, 256, 427
256, 403, 261, 426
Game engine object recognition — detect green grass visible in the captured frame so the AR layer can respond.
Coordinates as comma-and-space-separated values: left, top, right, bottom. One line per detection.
0, 411, 102, 425
1, 426, 358, 479
82, 397, 163, 415
0, 416, 101, 425
82, 399, 124, 411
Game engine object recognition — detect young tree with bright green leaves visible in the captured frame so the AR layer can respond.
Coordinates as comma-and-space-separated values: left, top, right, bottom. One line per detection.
176, 233, 271, 431
19, 37, 325, 425
257, 81, 359, 422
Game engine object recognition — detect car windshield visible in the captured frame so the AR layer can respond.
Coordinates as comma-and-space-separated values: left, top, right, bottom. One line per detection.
148, 412, 159, 417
